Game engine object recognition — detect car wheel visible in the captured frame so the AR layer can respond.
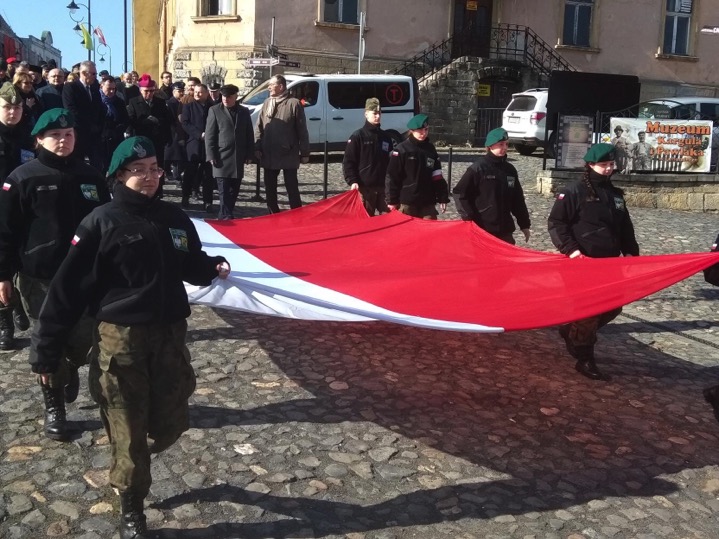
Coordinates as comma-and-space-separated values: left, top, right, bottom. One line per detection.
515, 144, 537, 156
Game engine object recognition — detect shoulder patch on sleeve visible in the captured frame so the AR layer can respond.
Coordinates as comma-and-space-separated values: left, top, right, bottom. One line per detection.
557, 193, 565, 200
391, 151, 399, 156
71, 234, 81, 246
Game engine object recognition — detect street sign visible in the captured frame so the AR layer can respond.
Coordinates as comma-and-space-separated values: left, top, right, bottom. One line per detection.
276, 60, 301, 68
275, 52, 288, 60
245, 57, 279, 67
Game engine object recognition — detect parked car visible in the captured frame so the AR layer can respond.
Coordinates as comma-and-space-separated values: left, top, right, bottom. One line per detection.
501, 88, 555, 156
240, 73, 420, 152
638, 96, 719, 120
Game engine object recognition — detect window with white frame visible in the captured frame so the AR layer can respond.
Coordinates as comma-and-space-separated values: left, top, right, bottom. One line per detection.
200, 0, 234, 16
323, 0, 359, 25
562, 0, 593, 47
663, 0, 693, 55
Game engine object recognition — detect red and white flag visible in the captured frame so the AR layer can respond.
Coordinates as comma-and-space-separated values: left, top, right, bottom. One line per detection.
93, 26, 107, 47
187, 191, 718, 332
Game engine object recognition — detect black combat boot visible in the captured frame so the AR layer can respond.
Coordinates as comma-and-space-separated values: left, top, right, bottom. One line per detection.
40, 383, 69, 441
64, 367, 80, 404
0, 308, 15, 350
574, 346, 611, 381
13, 302, 29, 331
120, 490, 151, 539
703, 385, 719, 424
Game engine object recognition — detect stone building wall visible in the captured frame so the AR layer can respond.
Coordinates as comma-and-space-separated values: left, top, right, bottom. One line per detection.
537, 170, 719, 212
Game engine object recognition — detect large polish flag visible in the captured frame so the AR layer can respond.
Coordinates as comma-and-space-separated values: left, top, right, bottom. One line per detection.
187, 191, 718, 333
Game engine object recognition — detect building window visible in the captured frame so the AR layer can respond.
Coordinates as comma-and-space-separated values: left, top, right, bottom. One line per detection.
562, 0, 593, 47
663, 0, 693, 56
200, 0, 234, 16
324, 0, 359, 25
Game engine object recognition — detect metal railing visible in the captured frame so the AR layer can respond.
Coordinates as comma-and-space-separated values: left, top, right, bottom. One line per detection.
395, 24, 574, 82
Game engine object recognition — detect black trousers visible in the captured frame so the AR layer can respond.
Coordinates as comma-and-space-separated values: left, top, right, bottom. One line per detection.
216, 177, 242, 219
183, 161, 214, 205
263, 168, 302, 214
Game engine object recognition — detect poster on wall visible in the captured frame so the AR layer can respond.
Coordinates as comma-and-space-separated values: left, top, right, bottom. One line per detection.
607, 118, 714, 173
555, 115, 593, 169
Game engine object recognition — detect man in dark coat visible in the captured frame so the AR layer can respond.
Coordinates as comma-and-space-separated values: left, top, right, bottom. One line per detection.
36, 68, 65, 111
62, 60, 105, 169
126, 74, 172, 193
164, 82, 187, 186
205, 84, 254, 219
181, 83, 213, 211
99, 77, 130, 176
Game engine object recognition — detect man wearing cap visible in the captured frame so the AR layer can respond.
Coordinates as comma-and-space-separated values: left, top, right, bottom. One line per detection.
30, 136, 229, 539
6, 57, 19, 80
386, 113, 449, 219
127, 74, 172, 194
631, 130, 652, 171
36, 68, 65, 111
0, 108, 110, 440
452, 127, 531, 244
0, 83, 34, 350
208, 81, 222, 105
165, 81, 187, 186
548, 143, 639, 381
254, 74, 310, 213
205, 84, 254, 219
611, 124, 630, 173
62, 60, 105, 169
342, 97, 394, 216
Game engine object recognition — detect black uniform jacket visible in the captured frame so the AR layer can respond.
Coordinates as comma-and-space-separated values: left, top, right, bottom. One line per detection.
704, 234, 719, 286
452, 152, 530, 236
386, 135, 449, 207
548, 172, 640, 258
342, 121, 393, 189
29, 182, 227, 374
0, 148, 110, 282
0, 119, 34, 181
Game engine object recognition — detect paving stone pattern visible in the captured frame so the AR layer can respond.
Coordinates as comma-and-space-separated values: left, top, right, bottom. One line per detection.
1, 151, 718, 538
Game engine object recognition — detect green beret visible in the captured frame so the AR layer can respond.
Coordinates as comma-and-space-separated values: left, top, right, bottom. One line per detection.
0, 82, 21, 105
31, 108, 75, 136
583, 143, 616, 163
365, 98, 380, 112
407, 113, 429, 130
485, 127, 509, 147
107, 136, 157, 177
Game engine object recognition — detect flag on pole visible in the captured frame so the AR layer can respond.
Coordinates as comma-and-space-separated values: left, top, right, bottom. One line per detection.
93, 26, 107, 47
80, 23, 93, 51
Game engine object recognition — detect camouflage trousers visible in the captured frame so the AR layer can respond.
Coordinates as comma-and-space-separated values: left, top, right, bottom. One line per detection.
89, 320, 196, 497
561, 307, 623, 358
12, 273, 95, 388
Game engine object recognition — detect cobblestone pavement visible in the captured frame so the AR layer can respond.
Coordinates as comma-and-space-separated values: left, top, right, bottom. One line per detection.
1, 150, 719, 539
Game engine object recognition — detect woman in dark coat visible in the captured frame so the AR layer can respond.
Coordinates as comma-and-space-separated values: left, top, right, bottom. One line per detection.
548, 143, 639, 382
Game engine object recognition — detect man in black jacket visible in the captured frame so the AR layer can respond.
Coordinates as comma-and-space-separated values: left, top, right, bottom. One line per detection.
181, 84, 213, 211
342, 97, 393, 216
30, 137, 228, 539
0, 83, 34, 350
62, 60, 105, 169
386, 114, 449, 219
0, 108, 110, 440
452, 127, 531, 244
35, 68, 65, 111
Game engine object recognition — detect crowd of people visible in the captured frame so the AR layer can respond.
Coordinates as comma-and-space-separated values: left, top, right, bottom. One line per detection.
0, 54, 717, 538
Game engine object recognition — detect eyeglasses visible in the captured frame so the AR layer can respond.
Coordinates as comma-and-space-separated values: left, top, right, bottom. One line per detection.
122, 167, 164, 179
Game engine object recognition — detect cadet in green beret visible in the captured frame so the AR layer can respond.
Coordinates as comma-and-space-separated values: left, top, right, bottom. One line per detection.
452, 127, 531, 244
342, 97, 394, 215
0, 107, 110, 440
548, 142, 639, 381
30, 136, 230, 539
0, 82, 34, 351
386, 113, 449, 218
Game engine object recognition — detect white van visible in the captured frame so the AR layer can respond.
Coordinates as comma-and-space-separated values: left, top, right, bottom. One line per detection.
639, 97, 719, 120
240, 74, 420, 151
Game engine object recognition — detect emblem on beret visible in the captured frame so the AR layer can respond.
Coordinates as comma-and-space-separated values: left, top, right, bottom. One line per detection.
134, 143, 147, 158
58, 115, 68, 127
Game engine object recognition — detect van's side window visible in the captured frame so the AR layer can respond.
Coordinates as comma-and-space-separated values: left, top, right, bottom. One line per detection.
290, 82, 320, 107
328, 82, 411, 110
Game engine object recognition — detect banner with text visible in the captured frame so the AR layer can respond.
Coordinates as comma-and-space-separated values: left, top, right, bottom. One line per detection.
608, 118, 713, 173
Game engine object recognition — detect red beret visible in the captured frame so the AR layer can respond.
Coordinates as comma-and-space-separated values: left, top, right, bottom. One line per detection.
137, 74, 156, 88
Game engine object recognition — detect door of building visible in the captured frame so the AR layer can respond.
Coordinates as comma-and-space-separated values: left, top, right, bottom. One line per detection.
452, 0, 493, 58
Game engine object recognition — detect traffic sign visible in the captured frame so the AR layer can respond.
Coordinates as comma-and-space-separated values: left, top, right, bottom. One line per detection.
275, 52, 289, 60
245, 57, 279, 67
276, 60, 301, 68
